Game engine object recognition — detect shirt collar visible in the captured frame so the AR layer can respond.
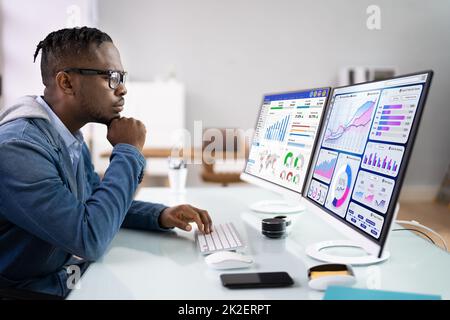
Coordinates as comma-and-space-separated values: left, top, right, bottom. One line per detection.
35, 96, 83, 148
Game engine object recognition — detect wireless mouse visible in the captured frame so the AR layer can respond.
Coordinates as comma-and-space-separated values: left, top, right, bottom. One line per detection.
204, 251, 253, 270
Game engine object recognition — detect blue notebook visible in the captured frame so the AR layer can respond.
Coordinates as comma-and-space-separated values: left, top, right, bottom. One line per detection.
324, 285, 441, 300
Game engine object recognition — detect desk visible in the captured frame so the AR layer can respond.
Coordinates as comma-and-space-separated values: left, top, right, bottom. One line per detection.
67, 187, 450, 300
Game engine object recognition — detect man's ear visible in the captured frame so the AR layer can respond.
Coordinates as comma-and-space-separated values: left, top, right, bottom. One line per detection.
55, 71, 75, 95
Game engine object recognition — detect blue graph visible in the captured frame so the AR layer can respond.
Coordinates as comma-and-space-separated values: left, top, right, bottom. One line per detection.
265, 115, 290, 142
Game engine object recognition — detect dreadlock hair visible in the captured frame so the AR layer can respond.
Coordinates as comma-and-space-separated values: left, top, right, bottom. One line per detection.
33, 26, 113, 86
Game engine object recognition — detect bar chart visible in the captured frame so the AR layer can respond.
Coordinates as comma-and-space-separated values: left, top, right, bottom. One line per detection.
264, 114, 291, 142
286, 105, 321, 149
361, 142, 404, 177
370, 85, 422, 144
287, 123, 316, 149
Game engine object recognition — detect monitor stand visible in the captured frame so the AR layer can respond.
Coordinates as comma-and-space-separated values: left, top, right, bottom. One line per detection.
249, 194, 305, 214
305, 202, 399, 265
305, 240, 390, 266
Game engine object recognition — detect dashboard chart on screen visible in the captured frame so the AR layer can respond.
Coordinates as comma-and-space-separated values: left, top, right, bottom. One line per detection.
306, 72, 431, 242
323, 90, 379, 154
245, 88, 329, 192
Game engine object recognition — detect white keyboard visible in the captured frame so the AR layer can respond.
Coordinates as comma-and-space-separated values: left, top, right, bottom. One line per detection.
195, 222, 244, 255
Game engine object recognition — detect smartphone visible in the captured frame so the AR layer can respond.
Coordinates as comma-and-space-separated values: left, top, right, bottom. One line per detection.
220, 272, 294, 289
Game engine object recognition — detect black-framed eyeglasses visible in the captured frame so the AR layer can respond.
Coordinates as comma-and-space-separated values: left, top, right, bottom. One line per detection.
62, 68, 127, 90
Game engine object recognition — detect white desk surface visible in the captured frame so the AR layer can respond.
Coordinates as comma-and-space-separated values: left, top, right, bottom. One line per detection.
68, 187, 450, 300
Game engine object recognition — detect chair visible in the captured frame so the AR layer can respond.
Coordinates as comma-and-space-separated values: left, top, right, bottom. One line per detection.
201, 128, 249, 186
396, 219, 448, 252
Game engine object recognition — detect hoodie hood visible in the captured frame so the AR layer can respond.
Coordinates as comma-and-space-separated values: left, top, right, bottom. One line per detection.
0, 95, 50, 126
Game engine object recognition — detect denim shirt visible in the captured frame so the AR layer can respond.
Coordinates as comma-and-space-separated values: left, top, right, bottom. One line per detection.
0, 96, 169, 297
36, 96, 84, 174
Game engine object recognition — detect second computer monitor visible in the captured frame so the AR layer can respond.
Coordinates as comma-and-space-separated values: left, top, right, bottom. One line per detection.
303, 71, 433, 263
241, 87, 330, 212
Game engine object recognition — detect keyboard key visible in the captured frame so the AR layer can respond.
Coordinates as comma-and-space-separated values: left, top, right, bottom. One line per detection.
229, 223, 242, 246
223, 223, 238, 248
215, 225, 229, 248
205, 233, 215, 251
197, 231, 209, 252
196, 222, 244, 254
211, 230, 223, 250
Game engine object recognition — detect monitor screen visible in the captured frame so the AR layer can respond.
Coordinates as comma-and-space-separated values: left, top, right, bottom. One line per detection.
304, 71, 433, 255
244, 88, 330, 194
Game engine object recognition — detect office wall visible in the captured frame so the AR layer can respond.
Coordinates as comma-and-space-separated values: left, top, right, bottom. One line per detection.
104, 1, 449, 198
0, 0, 98, 108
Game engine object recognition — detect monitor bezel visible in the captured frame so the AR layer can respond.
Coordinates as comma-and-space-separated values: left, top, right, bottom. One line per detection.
302, 70, 434, 257
241, 86, 331, 199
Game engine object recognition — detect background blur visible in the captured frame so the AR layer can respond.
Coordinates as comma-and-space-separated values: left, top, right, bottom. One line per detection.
1, 0, 449, 203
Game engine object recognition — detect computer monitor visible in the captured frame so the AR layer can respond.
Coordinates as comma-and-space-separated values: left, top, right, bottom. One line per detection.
303, 71, 433, 265
241, 87, 331, 213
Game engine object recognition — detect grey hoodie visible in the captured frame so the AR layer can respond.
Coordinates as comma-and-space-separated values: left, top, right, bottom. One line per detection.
0, 95, 50, 126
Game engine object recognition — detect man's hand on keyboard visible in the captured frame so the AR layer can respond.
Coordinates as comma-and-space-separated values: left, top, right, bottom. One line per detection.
159, 204, 212, 234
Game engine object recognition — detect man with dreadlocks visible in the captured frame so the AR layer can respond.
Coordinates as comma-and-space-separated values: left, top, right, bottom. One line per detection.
0, 27, 212, 298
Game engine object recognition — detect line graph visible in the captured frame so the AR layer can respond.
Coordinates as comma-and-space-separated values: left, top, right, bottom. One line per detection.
324, 100, 374, 141
352, 170, 395, 214
323, 90, 380, 154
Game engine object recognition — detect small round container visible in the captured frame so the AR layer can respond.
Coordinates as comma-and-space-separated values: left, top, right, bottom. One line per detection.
261, 216, 291, 239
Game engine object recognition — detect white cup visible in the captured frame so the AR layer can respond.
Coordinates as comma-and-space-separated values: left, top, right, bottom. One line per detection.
168, 167, 187, 193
